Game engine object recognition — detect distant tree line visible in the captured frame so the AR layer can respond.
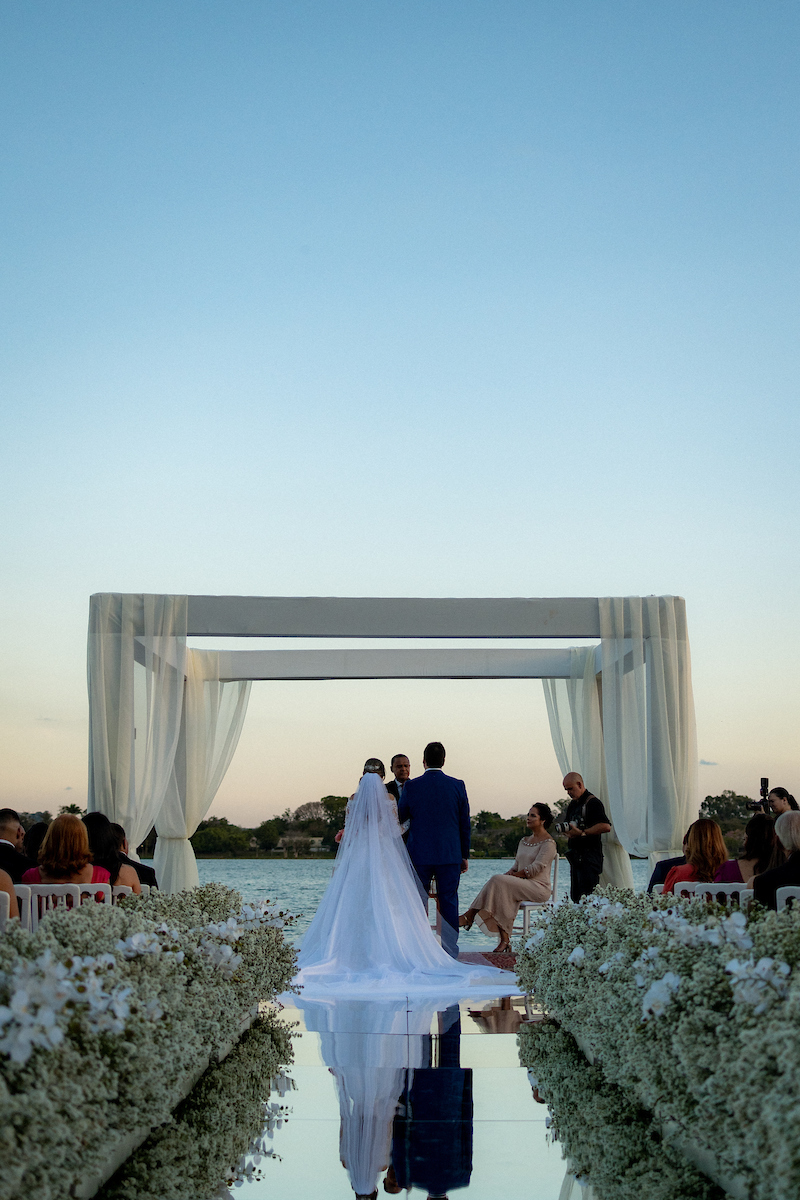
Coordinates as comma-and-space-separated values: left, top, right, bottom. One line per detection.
17, 789, 760, 860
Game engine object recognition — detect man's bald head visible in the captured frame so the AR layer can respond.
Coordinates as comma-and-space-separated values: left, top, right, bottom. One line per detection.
563, 773, 586, 800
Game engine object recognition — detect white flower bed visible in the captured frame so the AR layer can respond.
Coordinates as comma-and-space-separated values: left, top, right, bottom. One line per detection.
0, 884, 296, 1200
99, 1014, 295, 1200
517, 889, 800, 1200
519, 1022, 722, 1200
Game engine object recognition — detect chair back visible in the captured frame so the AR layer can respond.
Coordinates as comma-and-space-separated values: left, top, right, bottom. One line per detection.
651, 884, 665, 895
673, 881, 699, 899
0, 890, 9, 933
14, 885, 32, 931
692, 882, 754, 911
776, 886, 800, 911
519, 853, 563, 939
28, 884, 82, 931
138, 883, 151, 897
112, 885, 133, 902
79, 883, 112, 905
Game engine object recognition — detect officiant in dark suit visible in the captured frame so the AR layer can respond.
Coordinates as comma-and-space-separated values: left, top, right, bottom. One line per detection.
397, 743, 470, 958
385, 755, 410, 803
0, 809, 36, 882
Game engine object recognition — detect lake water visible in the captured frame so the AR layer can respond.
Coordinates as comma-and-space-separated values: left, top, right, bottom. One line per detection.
196, 856, 652, 949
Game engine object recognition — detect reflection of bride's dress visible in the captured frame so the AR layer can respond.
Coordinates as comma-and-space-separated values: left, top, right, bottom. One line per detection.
295, 773, 517, 998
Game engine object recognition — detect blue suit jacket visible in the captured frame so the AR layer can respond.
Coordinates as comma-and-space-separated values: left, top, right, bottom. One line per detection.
397, 770, 470, 865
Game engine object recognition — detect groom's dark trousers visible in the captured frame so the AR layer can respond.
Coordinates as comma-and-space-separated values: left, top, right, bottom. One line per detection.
398, 768, 471, 959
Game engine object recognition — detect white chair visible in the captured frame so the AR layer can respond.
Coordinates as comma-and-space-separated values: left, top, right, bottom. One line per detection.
692, 882, 754, 911
0, 890, 9, 933
78, 883, 112, 905
14, 885, 32, 931
652, 884, 665, 895
776, 886, 800, 911
28, 884, 82, 931
671, 881, 699, 899
112, 885, 133, 902
138, 884, 151, 898
518, 855, 562, 940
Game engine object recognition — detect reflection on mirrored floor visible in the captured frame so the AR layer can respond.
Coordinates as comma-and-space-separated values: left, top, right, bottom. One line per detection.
102, 991, 730, 1200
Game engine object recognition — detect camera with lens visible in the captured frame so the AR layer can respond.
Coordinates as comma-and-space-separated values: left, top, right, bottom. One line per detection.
554, 816, 585, 836
746, 778, 771, 814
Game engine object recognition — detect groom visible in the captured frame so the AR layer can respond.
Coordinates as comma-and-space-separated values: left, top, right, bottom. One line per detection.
397, 742, 470, 958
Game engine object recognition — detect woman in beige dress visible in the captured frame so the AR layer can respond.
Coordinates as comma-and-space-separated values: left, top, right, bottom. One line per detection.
459, 803, 556, 953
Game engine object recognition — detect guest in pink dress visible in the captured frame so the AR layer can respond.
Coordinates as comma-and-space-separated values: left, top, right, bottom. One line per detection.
21, 814, 111, 887
663, 819, 728, 895
714, 813, 779, 887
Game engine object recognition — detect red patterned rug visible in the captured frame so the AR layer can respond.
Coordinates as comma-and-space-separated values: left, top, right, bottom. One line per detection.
459, 950, 518, 971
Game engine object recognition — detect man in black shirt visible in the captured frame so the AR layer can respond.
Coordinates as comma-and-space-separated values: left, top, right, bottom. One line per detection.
0, 808, 36, 882
562, 773, 611, 902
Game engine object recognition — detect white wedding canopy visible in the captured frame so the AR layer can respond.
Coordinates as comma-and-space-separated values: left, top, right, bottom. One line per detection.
87, 594, 698, 892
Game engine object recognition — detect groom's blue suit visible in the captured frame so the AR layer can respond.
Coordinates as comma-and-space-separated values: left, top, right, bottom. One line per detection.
398, 768, 470, 958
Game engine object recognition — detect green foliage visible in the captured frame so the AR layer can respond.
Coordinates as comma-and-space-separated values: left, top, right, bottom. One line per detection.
58, 802, 85, 816
320, 795, 348, 825
191, 818, 250, 857
700, 790, 754, 826
470, 811, 527, 857
254, 818, 287, 851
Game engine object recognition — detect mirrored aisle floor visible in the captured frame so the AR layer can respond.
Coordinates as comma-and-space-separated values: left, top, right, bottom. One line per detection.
248, 992, 569, 1200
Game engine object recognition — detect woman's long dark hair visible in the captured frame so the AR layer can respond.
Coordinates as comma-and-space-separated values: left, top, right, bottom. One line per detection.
82, 812, 124, 884
740, 813, 777, 874
532, 803, 554, 831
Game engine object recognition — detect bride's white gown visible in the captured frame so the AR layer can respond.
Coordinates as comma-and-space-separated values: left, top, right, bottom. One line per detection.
294, 773, 518, 998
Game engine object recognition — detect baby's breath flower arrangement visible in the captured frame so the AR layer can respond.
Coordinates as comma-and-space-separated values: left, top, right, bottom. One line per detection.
0, 885, 296, 1200
516, 889, 800, 1200
519, 1021, 724, 1200
99, 1013, 295, 1200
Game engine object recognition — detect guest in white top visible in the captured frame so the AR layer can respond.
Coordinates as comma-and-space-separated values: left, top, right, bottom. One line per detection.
459, 803, 556, 954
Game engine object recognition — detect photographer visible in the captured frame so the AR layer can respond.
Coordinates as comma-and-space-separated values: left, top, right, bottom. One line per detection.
560, 773, 611, 901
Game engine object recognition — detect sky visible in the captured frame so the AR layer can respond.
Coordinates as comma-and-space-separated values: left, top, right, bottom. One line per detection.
1, 1, 798, 826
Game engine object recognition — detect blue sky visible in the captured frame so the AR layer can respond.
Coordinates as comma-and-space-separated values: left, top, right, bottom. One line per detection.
1, 1, 798, 823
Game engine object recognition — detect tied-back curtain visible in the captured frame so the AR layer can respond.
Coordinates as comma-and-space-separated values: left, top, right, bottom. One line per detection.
542, 646, 634, 889
154, 650, 251, 893
599, 596, 698, 864
88, 594, 187, 855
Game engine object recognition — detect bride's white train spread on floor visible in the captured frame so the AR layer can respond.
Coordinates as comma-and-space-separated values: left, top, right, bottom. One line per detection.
293, 773, 518, 998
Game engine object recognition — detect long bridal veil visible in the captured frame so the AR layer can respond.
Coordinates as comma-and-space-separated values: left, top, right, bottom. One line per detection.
295, 772, 518, 998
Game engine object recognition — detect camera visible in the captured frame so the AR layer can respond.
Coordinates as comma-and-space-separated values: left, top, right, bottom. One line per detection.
746, 778, 771, 814
554, 817, 585, 836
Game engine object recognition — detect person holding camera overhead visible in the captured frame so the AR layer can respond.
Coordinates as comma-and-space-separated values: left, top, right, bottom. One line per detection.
561, 773, 612, 901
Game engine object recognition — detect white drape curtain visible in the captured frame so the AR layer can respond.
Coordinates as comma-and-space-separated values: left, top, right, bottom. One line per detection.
542, 646, 634, 889
154, 650, 251, 893
88, 593, 187, 855
599, 596, 698, 865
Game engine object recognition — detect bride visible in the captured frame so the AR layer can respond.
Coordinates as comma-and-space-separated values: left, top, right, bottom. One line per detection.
295, 759, 518, 998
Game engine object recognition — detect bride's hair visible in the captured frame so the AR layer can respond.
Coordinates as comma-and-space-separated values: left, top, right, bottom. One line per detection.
362, 758, 385, 779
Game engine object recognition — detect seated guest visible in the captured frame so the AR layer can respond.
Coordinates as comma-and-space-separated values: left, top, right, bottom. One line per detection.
22, 814, 111, 886
663, 819, 728, 895
753, 812, 800, 910
647, 831, 689, 892
23, 821, 50, 864
0, 868, 19, 921
0, 808, 36, 882
110, 822, 158, 888
83, 813, 141, 893
715, 813, 777, 885
459, 804, 556, 953
769, 787, 799, 815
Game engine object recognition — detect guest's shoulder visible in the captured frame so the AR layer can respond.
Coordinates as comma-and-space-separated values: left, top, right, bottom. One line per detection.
21, 867, 40, 883
92, 866, 112, 883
